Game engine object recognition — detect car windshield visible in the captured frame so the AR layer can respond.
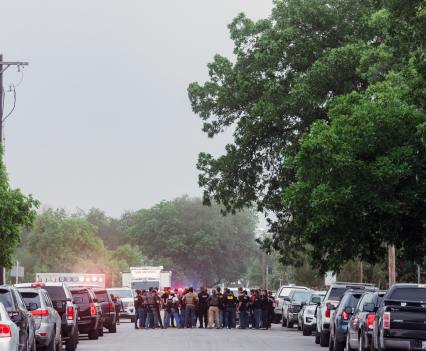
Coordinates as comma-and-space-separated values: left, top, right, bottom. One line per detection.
43, 286, 67, 301
0, 290, 13, 311
95, 291, 109, 303
108, 289, 133, 299
279, 288, 293, 297
20, 291, 41, 309
328, 287, 347, 301
292, 291, 311, 304
388, 288, 426, 302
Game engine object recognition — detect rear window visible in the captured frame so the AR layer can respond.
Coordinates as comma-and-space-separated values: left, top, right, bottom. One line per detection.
328, 288, 347, 301
388, 288, 426, 302
71, 291, 91, 304
94, 291, 109, 303
279, 288, 293, 297
292, 291, 311, 304
0, 290, 13, 311
344, 294, 363, 308
43, 286, 67, 301
108, 289, 133, 299
20, 292, 42, 309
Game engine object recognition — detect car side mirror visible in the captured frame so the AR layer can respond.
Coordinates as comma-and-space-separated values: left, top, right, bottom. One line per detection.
363, 303, 375, 313
327, 303, 336, 311
284, 297, 291, 302
27, 302, 38, 311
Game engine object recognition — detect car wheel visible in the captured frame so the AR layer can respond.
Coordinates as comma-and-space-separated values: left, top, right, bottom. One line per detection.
65, 331, 78, 351
334, 335, 345, 351
303, 325, 311, 336
46, 335, 56, 351
88, 329, 99, 340
320, 331, 330, 347
347, 332, 355, 351
315, 332, 320, 344
130, 317, 135, 323
109, 323, 117, 333
98, 327, 104, 337
281, 314, 287, 327
286, 316, 293, 329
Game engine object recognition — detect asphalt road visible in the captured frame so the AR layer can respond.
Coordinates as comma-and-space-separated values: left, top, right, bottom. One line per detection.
76, 321, 320, 351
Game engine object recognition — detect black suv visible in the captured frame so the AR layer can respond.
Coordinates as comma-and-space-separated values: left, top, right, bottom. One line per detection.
0, 285, 36, 351
283, 289, 312, 328
16, 282, 79, 351
70, 287, 102, 340
94, 288, 117, 333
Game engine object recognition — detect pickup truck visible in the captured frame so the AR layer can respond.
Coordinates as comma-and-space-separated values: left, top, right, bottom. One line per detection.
372, 283, 426, 350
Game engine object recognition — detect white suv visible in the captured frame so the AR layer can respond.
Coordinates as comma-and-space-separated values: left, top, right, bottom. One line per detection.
273, 285, 309, 325
316, 282, 375, 347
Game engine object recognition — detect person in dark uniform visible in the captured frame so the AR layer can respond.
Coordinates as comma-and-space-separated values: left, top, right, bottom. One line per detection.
223, 289, 237, 329
251, 290, 262, 329
267, 291, 275, 328
259, 289, 270, 330
152, 289, 164, 329
237, 290, 250, 329
134, 290, 143, 329
197, 287, 210, 328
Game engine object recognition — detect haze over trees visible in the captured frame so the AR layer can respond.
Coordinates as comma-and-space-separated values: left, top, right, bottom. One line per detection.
188, 0, 426, 277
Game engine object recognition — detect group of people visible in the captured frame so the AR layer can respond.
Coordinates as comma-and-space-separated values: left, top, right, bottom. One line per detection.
133, 286, 275, 330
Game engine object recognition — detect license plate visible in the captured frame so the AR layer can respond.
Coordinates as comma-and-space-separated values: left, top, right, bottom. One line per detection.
422, 341, 426, 349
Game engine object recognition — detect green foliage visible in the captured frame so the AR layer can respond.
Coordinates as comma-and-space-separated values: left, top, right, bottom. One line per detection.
0, 147, 39, 269
127, 196, 257, 286
189, 0, 426, 274
284, 66, 426, 273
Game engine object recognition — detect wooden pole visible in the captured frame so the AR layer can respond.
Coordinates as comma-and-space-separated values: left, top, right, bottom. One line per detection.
388, 245, 396, 287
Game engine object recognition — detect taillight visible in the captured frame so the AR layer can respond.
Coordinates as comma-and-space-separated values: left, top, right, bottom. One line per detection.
31, 309, 49, 317
0, 324, 11, 338
90, 303, 97, 317
274, 299, 279, 307
108, 302, 114, 313
325, 309, 331, 318
383, 312, 391, 329
367, 314, 375, 329
67, 306, 75, 320
342, 310, 349, 320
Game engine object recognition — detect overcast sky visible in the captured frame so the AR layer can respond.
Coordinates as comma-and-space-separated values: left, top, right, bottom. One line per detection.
1, 1, 273, 217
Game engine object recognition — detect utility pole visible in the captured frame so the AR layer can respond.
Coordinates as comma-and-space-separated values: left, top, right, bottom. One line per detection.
388, 245, 396, 288
0, 54, 29, 285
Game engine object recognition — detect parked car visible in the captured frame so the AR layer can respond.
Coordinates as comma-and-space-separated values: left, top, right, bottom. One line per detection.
16, 282, 79, 351
329, 289, 369, 351
347, 290, 386, 351
316, 282, 375, 347
0, 286, 36, 351
70, 287, 102, 340
283, 289, 312, 328
0, 302, 19, 351
372, 283, 426, 351
106, 288, 135, 322
17, 288, 62, 351
298, 291, 326, 336
93, 288, 117, 333
274, 285, 309, 325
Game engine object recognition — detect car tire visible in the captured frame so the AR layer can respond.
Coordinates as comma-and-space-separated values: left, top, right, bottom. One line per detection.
303, 325, 311, 336
320, 331, 330, 347
88, 329, 99, 340
109, 323, 117, 333
282, 315, 287, 327
130, 317, 135, 323
65, 331, 78, 351
46, 335, 56, 351
286, 317, 293, 329
315, 332, 321, 344
329, 332, 334, 351
98, 327, 104, 337
347, 332, 355, 351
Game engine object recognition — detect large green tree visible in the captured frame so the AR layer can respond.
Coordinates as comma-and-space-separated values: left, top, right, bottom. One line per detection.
189, 0, 426, 272
0, 147, 38, 283
127, 196, 257, 287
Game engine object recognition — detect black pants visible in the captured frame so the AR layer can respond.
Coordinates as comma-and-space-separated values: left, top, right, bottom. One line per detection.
198, 307, 208, 327
261, 309, 269, 329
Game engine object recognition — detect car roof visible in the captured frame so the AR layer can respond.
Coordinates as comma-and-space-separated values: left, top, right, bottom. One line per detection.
330, 282, 376, 288
15, 282, 67, 288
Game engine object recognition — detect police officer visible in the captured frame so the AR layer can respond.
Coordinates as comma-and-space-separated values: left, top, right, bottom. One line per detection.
134, 290, 143, 329
237, 290, 250, 329
197, 287, 210, 328
259, 289, 270, 330
182, 287, 199, 328
223, 289, 237, 329
251, 290, 262, 329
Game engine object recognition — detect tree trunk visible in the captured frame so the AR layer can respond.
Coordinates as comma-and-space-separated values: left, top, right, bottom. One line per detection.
388, 245, 396, 287
357, 259, 364, 283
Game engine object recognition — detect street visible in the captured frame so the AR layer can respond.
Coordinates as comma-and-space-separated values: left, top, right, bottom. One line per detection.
77, 322, 318, 351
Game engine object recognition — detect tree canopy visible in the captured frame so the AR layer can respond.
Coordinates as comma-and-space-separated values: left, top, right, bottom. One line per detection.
188, 0, 426, 273
127, 196, 257, 286
0, 147, 38, 271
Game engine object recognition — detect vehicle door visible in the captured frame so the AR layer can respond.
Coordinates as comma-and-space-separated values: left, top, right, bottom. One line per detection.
42, 290, 61, 341
348, 293, 369, 345
12, 289, 32, 351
